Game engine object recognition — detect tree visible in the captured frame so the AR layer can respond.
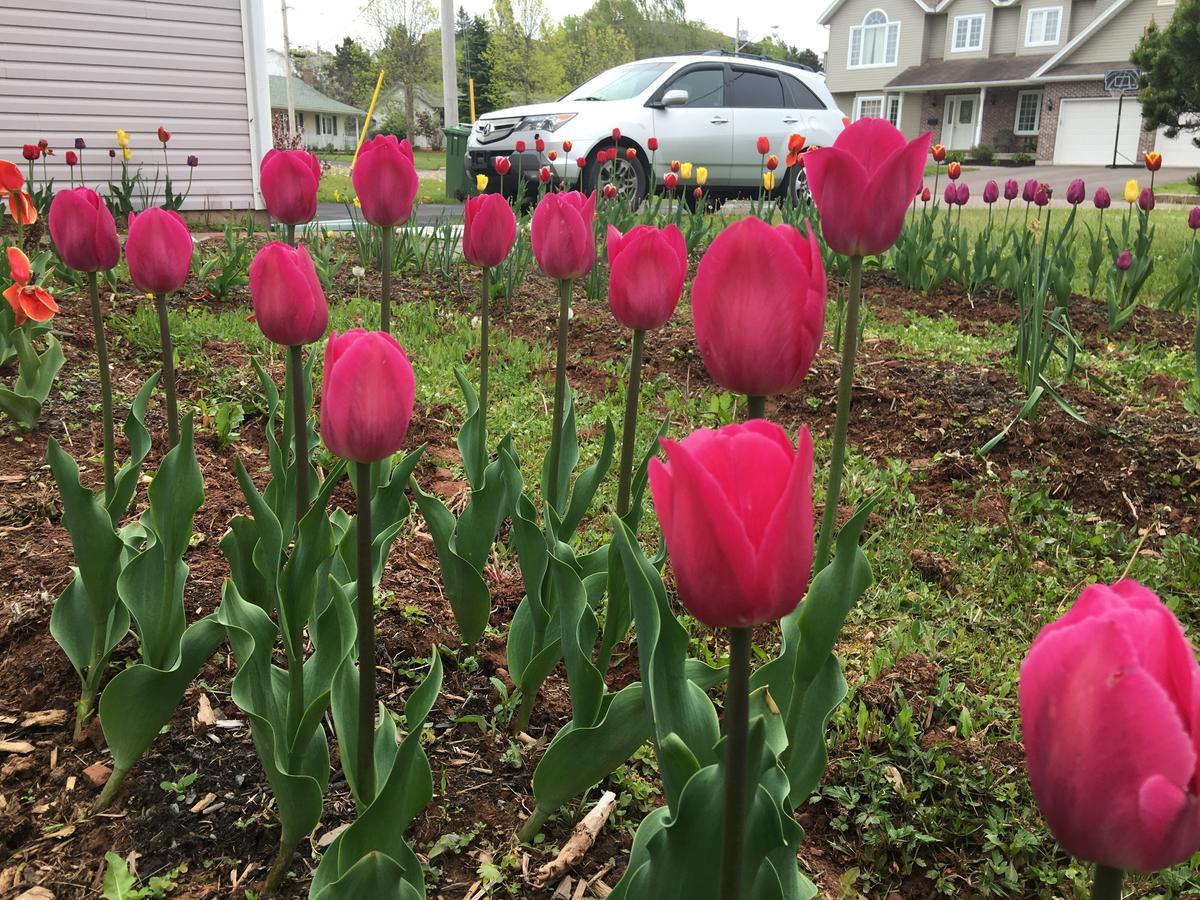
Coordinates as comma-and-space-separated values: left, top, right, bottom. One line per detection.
749, 35, 823, 72
456, 8, 493, 120
328, 37, 379, 108
367, 0, 438, 134
554, 15, 634, 88
484, 0, 565, 107
1131, 0, 1200, 147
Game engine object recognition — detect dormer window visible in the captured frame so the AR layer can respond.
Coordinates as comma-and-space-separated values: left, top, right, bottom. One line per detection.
1025, 6, 1062, 46
849, 9, 901, 68
952, 14, 985, 52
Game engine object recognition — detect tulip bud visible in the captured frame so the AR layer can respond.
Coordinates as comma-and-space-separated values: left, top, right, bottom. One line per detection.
680, 162, 693, 180
944, 183, 958, 206
603, 183, 617, 199
947, 161, 962, 180
476, 173, 489, 192
606, 224, 687, 331
352, 135, 418, 227
562, 140, 573, 152
74, 137, 86, 151
788, 133, 806, 153
21, 144, 38, 161
530, 190, 596, 280
756, 135, 770, 155
1066, 178, 1085, 205
539, 165, 551, 183
766, 154, 779, 171
260, 148, 320, 226
495, 156, 512, 175
1144, 151, 1162, 172
320, 329, 415, 463
696, 166, 708, 186
692, 217, 825, 396
187, 154, 199, 168
1035, 185, 1049, 207
1004, 178, 1019, 201
664, 171, 678, 190
763, 171, 775, 190
548, 150, 557, 161
1124, 179, 1139, 203
612, 128, 621, 142
1019, 579, 1200, 874
931, 144, 946, 162
921, 187, 931, 202
693, 186, 703, 199
983, 180, 999, 204
956, 183, 969, 205
670, 159, 681, 173
515, 140, 526, 153
647, 137, 659, 151
157, 126, 171, 144
462, 193, 517, 268
535, 137, 545, 153
65, 151, 78, 166
123, 148, 133, 162
649, 421, 815, 628
37, 138, 48, 151
249, 242, 329, 346
625, 147, 637, 160
1115, 250, 1132, 270
1022, 178, 1038, 203
1093, 187, 1111, 210
48, 187, 120, 272
109, 149, 116, 158
125, 207, 193, 294
575, 156, 587, 169
1189, 206, 1200, 229
1139, 187, 1155, 211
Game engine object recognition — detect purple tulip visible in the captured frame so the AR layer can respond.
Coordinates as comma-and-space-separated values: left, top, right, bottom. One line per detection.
1189, 206, 1200, 229
944, 184, 957, 206
1093, 187, 1111, 210
1004, 179, 1019, 201
187, 155, 199, 168
74, 137, 86, 151
1116, 250, 1132, 271
1066, 179, 1085, 205
1035, 185, 1050, 207
108, 149, 116, 159
1022, 178, 1039, 203
956, 183, 970, 205
1139, 187, 1156, 211
983, 180, 999, 204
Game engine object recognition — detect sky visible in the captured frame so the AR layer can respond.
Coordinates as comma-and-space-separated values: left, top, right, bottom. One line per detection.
264, 0, 830, 61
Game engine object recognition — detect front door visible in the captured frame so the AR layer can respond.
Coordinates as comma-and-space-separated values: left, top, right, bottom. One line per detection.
943, 94, 979, 150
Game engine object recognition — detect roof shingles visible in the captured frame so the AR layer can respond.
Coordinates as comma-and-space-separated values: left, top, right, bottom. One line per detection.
886, 54, 1054, 88
268, 75, 367, 116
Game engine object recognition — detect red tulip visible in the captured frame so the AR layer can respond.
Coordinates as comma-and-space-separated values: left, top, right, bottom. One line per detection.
920, 187, 931, 202
664, 172, 678, 190
530, 190, 596, 280
48, 187, 120, 272
606, 224, 687, 331
562, 140, 573, 153
535, 138, 546, 153
612, 128, 621, 142
931, 143, 946, 162
249, 242, 329, 346
1144, 151, 1163, 172
576, 156, 587, 169
21, 144, 39, 161
692, 217, 825, 396
693, 187, 703, 199
353, 135, 418, 227
463, 194, 517, 268
647, 137, 659, 151
649, 420, 814, 628
65, 151, 78, 166
548, 150, 557, 161
756, 136, 770, 155
157, 126, 171, 144
515, 140, 527, 153
0, 160, 23, 192
539, 166, 552, 183
805, 119, 931, 257
125, 207, 193, 294
788, 133, 806, 153
3, 246, 58, 327
320, 329, 415, 463
1189, 206, 1200, 229
494, 156, 512, 175
260, 149, 320, 226
603, 184, 617, 199
1020, 579, 1200, 873
766, 155, 779, 171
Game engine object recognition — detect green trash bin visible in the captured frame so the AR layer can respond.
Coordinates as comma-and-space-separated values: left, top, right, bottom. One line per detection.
443, 125, 471, 201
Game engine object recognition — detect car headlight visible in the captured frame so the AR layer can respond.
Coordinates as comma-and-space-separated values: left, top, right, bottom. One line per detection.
515, 113, 576, 133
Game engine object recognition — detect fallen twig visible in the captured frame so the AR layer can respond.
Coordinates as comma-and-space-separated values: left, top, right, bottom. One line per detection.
533, 791, 617, 887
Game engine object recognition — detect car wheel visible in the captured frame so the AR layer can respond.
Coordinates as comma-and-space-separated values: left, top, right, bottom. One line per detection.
784, 165, 811, 207
584, 145, 648, 209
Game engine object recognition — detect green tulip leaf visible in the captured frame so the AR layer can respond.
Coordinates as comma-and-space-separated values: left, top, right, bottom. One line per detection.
540, 383, 580, 517
557, 417, 615, 542
454, 367, 486, 492
309, 852, 424, 900
336, 448, 424, 586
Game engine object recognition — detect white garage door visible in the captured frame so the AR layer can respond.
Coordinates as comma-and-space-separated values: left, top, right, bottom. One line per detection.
1054, 98, 1142, 165
1155, 123, 1200, 168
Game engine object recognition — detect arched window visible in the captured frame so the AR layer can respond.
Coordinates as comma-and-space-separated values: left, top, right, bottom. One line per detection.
849, 9, 900, 68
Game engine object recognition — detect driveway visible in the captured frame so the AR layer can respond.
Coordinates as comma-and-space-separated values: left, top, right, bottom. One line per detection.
946, 164, 1196, 207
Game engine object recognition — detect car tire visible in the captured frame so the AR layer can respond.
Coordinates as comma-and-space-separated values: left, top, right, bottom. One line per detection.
583, 143, 648, 210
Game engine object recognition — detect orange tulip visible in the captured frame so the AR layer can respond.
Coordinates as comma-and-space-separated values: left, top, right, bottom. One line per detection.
6, 190, 37, 225
786, 134, 807, 167
931, 144, 947, 162
3, 247, 58, 326
1144, 151, 1162, 172
0, 160, 24, 192
947, 161, 962, 180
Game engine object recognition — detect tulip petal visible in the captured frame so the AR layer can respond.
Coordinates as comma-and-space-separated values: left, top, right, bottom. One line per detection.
6, 246, 31, 286
753, 426, 814, 619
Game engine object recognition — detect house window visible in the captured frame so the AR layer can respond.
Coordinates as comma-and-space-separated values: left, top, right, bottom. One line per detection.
886, 95, 902, 126
849, 10, 901, 68
952, 14, 985, 52
296, 111, 305, 129
854, 95, 885, 120
1025, 7, 1062, 46
1014, 90, 1042, 134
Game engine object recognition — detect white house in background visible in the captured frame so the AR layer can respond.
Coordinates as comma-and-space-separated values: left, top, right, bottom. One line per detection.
0, 0, 272, 212
266, 49, 369, 151
378, 84, 446, 149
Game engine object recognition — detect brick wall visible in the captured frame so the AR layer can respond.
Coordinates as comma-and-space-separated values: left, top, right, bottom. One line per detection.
1036, 79, 1156, 161
920, 92, 945, 143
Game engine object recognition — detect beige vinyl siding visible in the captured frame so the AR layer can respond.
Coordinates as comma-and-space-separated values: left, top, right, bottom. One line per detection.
824, 0, 925, 94
926, 15, 948, 59
1065, 0, 1158, 64
1016, 0, 1072, 55
945, 0, 994, 59
1069, 0, 1099, 37
0, 0, 262, 211
990, 7, 1022, 52
897, 91, 926, 136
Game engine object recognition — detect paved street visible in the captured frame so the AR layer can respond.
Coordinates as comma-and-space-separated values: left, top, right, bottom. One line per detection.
943, 164, 1195, 207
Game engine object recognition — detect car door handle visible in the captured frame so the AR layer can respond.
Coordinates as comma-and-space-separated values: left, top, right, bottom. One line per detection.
710, 116, 729, 125
783, 116, 799, 124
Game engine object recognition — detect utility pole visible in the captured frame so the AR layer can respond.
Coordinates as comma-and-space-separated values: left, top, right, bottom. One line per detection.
440, 0, 458, 127
281, 0, 296, 135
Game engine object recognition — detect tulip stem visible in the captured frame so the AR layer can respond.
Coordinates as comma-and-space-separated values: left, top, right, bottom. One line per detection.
153, 292, 180, 447
814, 254, 863, 572
285, 222, 295, 247
547, 278, 572, 513
87, 272, 116, 504
747, 395, 766, 420
288, 344, 310, 520
615, 328, 646, 520
354, 460, 376, 809
379, 226, 393, 333
719, 626, 753, 900
1092, 865, 1123, 900
479, 265, 491, 463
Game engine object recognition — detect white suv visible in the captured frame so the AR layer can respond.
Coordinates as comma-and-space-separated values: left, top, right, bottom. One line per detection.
464, 50, 846, 206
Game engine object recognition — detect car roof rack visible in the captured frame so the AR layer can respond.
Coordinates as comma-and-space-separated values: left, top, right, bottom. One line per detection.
679, 48, 814, 73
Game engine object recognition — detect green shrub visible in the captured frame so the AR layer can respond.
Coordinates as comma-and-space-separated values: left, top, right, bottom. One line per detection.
1187, 170, 1200, 193
946, 150, 967, 165
969, 143, 995, 164
1012, 151, 1035, 166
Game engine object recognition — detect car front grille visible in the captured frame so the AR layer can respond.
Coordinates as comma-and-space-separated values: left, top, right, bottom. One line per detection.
473, 116, 521, 145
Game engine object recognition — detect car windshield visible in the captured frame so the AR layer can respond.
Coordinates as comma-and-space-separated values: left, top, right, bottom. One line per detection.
564, 62, 673, 101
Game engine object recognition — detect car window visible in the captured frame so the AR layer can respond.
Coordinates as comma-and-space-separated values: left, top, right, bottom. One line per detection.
785, 76, 826, 110
729, 68, 784, 108
665, 67, 725, 108
565, 62, 673, 101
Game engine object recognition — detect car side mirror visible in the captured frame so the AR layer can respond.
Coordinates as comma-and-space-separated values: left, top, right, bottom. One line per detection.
661, 89, 689, 108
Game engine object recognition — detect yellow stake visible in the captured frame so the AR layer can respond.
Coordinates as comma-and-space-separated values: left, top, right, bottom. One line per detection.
469, 77, 476, 124
352, 69, 386, 171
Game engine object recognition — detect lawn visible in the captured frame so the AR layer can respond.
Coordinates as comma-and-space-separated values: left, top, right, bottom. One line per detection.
1159, 177, 1199, 196
318, 148, 446, 170
316, 170, 449, 205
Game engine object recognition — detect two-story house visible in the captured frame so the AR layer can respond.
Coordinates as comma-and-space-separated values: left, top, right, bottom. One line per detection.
818, 0, 1200, 168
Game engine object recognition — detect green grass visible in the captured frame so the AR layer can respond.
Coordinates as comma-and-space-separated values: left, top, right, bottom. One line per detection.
317, 172, 449, 205
319, 149, 446, 170
1158, 178, 1198, 196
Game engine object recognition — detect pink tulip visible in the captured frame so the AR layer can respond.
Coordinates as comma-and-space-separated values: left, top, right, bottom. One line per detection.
260, 149, 320, 225
1066, 178, 1085, 205
805, 118, 931, 256
48, 187, 120, 272
1116, 250, 1133, 271
1189, 207, 1200, 229
1020, 579, 1200, 873
1035, 185, 1050, 207
1022, 178, 1039, 203
352, 135, 419, 227
125, 208, 193, 294
944, 183, 957, 206
691, 217, 825, 396
530, 190, 596, 280
1094, 187, 1112, 210
649, 420, 814, 628
955, 183, 969, 205
1139, 187, 1156, 212
1004, 179, 1019, 201
320, 329, 415, 463
249, 242, 328, 346
606, 224, 687, 331
462, 194, 517, 268
982, 180, 999, 204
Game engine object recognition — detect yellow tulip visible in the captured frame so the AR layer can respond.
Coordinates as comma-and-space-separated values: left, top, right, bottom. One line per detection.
763, 171, 775, 190
680, 162, 693, 181
333, 189, 341, 202
476, 173, 489, 191
1124, 179, 1139, 203
116, 129, 130, 149
696, 166, 708, 186
353, 196, 361, 208
122, 147, 132, 161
